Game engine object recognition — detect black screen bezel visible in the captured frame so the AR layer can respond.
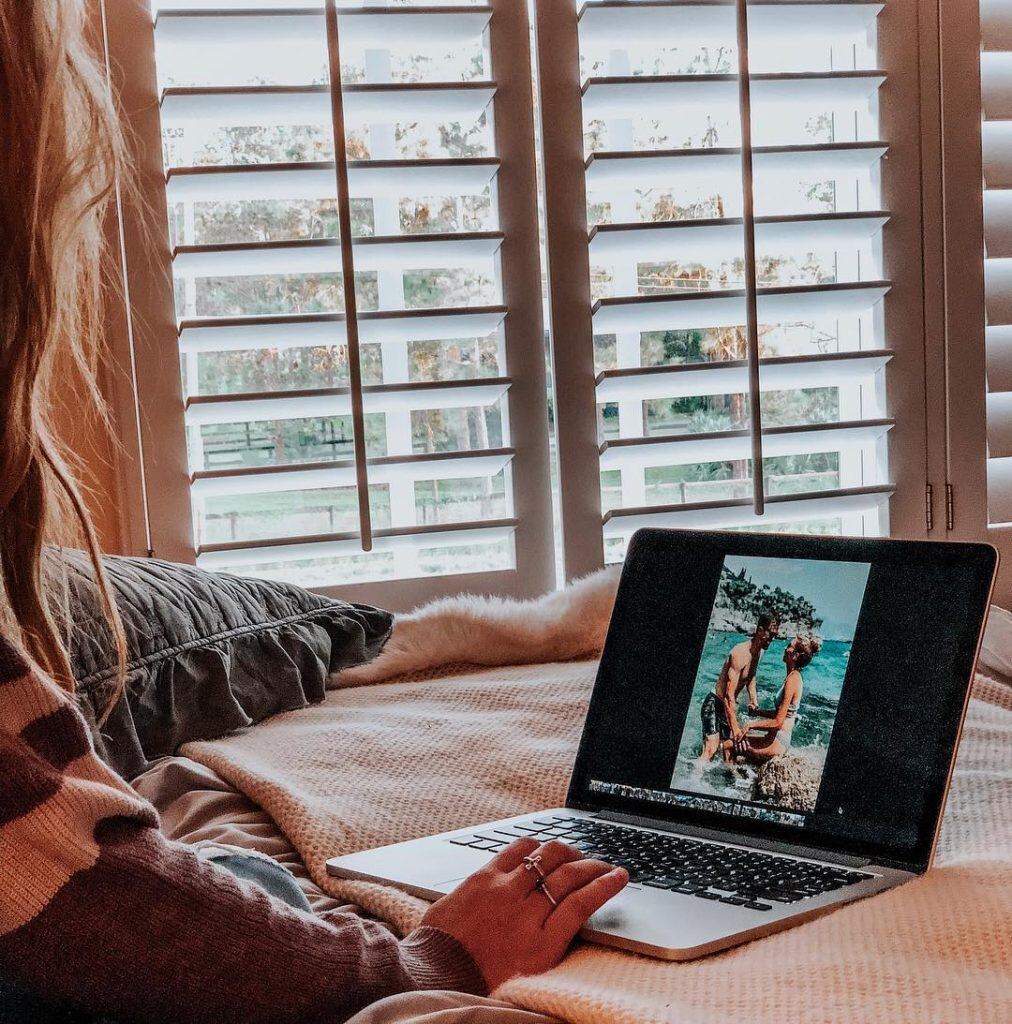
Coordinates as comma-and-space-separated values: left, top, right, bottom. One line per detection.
566, 529, 997, 872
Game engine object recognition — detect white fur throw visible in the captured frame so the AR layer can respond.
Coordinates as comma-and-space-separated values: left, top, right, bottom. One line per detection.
335, 568, 621, 688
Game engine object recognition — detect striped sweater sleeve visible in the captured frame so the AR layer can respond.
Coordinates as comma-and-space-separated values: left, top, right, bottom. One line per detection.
0, 637, 486, 1023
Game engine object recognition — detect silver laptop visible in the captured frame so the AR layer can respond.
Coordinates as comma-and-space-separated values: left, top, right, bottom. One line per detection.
329, 529, 997, 960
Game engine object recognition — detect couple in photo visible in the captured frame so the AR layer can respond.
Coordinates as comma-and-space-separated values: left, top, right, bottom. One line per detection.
698, 613, 821, 766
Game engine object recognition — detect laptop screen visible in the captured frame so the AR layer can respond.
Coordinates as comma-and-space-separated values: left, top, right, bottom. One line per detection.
567, 530, 996, 871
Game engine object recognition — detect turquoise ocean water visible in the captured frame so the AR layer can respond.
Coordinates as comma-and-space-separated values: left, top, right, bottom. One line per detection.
670, 632, 850, 804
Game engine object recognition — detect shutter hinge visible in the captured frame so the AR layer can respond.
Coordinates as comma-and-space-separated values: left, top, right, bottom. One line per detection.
925, 483, 934, 532
945, 483, 955, 532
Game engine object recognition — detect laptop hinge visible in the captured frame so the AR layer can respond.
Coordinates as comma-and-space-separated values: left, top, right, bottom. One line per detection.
594, 809, 872, 867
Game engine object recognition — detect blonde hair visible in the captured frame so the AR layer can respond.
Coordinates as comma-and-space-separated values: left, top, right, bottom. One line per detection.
0, 1, 126, 704
791, 636, 822, 670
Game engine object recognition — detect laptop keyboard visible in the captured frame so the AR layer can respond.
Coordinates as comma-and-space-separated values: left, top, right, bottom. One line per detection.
450, 815, 874, 912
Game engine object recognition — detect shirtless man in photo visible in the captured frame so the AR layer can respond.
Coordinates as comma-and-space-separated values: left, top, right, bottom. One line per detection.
698, 613, 780, 764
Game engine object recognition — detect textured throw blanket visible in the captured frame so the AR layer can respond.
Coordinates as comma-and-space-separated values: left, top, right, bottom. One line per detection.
180, 661, 1012, 1024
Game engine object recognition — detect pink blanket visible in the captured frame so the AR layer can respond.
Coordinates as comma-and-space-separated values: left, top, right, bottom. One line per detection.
177, 661, 1012, 1024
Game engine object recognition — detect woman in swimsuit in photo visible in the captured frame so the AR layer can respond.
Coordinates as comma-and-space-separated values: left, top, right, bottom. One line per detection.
728, 636, 822, 764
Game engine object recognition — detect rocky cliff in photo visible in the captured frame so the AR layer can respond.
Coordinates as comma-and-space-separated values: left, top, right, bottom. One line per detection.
711, 565, 823, 637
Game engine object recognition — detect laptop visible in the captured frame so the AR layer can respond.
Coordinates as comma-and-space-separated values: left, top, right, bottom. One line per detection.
328, 529, 997, 960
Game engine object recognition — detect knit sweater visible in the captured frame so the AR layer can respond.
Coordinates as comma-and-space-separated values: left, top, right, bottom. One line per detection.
0, 635, 486, 1023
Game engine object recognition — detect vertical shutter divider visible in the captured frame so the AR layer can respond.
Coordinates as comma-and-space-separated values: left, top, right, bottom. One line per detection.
734, 0, 765, 516
324, 0, 373, 551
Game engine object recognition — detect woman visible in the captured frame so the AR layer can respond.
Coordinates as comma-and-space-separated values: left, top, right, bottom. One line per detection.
0, 5, 627, 1022
729, 637, 822, 764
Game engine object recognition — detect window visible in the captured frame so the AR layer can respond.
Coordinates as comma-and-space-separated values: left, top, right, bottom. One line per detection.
102, 0, 949, 602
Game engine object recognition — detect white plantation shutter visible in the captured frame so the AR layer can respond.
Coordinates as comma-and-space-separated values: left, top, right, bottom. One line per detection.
535, 0, 929, 577
983, 0, 1012, 525
102, 0, 941, 597
114, 0, 554, 603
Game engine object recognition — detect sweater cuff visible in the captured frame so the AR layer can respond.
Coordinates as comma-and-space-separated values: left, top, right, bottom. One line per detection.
399, 926, 488, 996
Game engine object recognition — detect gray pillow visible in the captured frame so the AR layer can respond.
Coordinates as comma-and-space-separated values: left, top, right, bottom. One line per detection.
55, 550, 393, 780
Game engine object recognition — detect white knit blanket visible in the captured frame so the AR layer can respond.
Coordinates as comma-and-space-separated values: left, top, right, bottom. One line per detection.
182, 664, 1012, 1024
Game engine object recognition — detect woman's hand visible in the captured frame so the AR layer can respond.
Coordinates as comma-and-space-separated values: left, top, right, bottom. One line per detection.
419, 837, 628, 991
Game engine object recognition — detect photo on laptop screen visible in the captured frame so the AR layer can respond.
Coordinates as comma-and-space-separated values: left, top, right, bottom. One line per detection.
670, 555, 871, 815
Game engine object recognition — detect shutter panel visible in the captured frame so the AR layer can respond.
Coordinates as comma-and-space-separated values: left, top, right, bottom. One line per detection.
148, 0, 553, 596
537, 0, 900, 570
983, 0, 1012, 523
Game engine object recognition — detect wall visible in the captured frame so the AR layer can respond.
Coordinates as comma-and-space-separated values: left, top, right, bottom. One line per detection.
49, 348, 133, 555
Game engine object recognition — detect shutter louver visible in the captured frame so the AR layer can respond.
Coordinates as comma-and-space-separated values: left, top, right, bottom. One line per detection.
150, 0, 553, 593
538, 0, 896, 568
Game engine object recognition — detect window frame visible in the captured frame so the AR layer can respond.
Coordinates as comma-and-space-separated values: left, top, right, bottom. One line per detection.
938, 0, 999, 588
936, 0, 987, 553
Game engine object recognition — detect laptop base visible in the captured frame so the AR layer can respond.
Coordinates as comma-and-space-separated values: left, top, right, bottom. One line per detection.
327, 808, 912, 960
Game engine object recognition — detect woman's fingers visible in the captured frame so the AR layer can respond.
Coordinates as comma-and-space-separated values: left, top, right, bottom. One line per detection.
549, 867, 629, 937
489, 837, 540, 873
527, 839, 583, 876
503, 838, 585, 887
503, 838, 584, 895
539, 858, 615, 911
491, 836, 588, 897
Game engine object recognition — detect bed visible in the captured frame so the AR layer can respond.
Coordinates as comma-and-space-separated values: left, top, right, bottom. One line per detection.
65, 551, 1008, 1023
133, 658, 1012, 1024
